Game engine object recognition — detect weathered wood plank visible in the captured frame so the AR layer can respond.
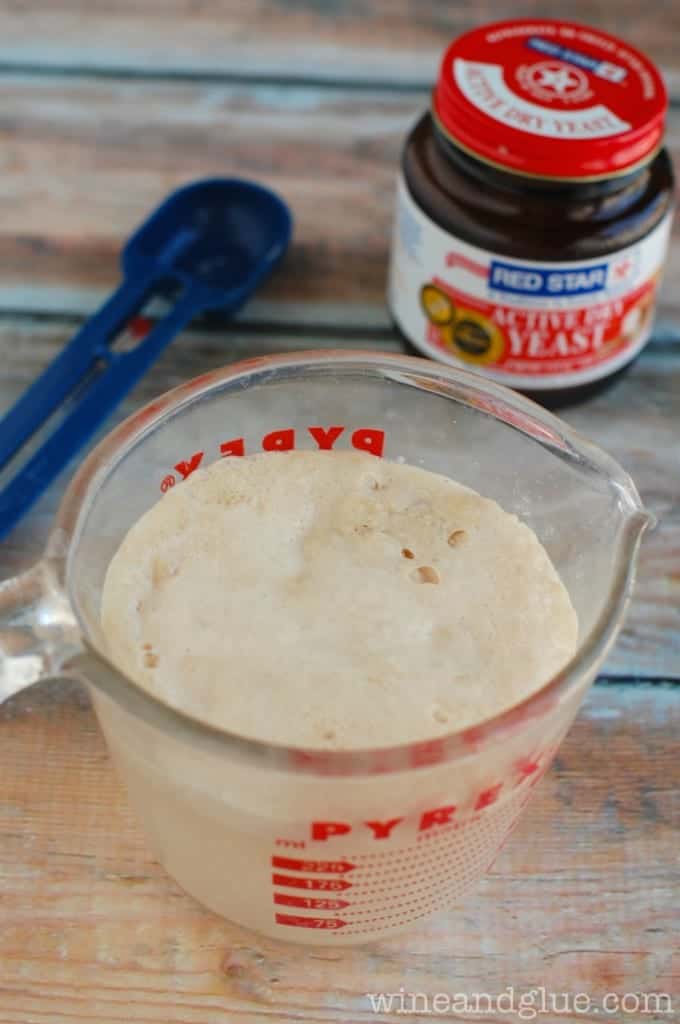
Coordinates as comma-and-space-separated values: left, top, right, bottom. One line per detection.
0, 682, 677, 1023
0, 315, 677, 680
0, 74, 678, 325
562, 346, 680, 681
1, 0, 679, 95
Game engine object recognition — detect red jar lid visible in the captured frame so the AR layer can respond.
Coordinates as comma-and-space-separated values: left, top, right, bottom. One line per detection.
433, 19, 667, 180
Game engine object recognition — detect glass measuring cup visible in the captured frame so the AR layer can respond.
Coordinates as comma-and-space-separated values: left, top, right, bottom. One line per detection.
0, 351, 650, 945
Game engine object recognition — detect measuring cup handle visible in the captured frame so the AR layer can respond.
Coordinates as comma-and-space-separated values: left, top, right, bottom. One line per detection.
0, 562, 82, 704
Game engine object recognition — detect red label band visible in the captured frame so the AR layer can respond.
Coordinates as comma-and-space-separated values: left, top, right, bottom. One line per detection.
426, 274, 657, 378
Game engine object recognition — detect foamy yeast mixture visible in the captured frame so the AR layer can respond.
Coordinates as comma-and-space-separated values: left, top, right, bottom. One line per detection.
101, 451, 578, 748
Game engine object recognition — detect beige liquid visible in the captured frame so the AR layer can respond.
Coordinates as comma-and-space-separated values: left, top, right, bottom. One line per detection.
100, 451, 578, 749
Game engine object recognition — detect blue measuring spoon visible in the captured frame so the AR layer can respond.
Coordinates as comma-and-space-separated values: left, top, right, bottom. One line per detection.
0, 178, 292, 540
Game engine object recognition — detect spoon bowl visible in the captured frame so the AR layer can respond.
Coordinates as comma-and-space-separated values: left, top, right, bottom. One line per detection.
123, 178, 292, 303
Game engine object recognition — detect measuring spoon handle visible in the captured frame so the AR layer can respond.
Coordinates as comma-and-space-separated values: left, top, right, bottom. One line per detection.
0, 287, 205, 541
0, 273, 157, 474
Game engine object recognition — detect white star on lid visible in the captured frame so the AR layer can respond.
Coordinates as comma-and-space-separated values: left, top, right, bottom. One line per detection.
535, 66, 583, 95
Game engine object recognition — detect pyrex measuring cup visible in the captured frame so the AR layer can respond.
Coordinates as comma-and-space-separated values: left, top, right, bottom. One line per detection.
0, 351, 650, 945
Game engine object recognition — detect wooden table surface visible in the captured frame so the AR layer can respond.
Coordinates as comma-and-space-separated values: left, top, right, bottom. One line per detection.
0, 3, 678, 1022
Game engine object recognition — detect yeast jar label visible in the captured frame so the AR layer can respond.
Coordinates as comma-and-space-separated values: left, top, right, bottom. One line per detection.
389, 175, 672, 390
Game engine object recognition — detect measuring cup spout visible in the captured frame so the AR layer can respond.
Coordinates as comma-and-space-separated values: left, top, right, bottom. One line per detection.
627, 506, 656, 535
0, 561, 81, 704
630, 501, 659, 528
615, 467, 657, 540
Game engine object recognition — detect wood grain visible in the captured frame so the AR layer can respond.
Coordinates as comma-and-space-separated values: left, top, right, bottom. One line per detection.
0, 73, 678, 326
0, 315, 677, 680
0, 681, 677, 1023
1, 0, 679, 94
0, 5, 676, 1022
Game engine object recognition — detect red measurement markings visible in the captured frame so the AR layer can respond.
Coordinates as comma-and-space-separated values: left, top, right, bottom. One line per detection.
474, 783, 503, 811
272, 873, 352, 891
271, 856, 355, 874
275, 913, 346, 930
513, 757, 541, 787
274, 893, 350, 910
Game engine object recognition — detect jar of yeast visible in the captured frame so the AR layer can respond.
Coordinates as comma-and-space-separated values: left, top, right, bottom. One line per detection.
388, 19, 675, 406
